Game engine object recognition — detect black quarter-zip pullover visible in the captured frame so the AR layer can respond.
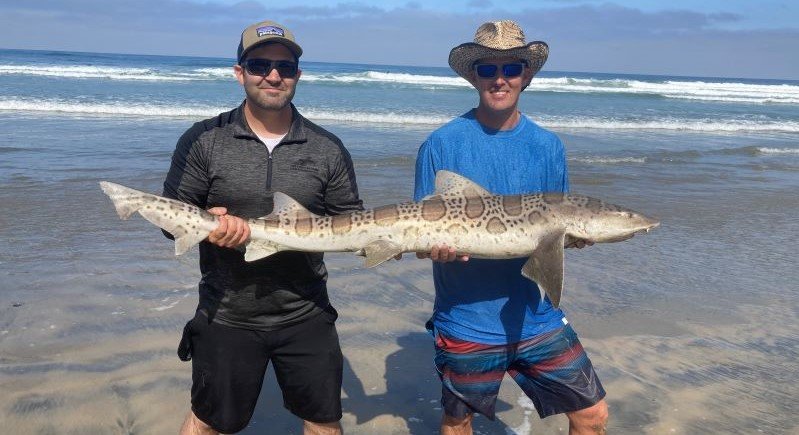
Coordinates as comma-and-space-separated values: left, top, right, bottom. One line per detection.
163, 102, 363, 330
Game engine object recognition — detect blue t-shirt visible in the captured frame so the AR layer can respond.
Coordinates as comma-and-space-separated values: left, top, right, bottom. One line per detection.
414, 110, 569, 345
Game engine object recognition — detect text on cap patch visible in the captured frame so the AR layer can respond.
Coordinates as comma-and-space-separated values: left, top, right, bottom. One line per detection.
257, 26, 284, 37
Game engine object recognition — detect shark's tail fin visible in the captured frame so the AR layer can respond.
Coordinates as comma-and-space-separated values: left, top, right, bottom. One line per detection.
100, 181, 148, 220
99, 181, 214, 256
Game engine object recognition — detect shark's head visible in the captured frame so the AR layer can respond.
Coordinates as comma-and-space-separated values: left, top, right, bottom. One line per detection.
552, 194, 660, 243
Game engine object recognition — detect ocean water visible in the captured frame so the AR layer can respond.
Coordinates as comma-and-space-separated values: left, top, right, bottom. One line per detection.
1, 48, 798, 434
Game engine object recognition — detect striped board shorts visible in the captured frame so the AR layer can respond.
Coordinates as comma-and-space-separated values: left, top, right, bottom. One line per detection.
432, 323, 606, 419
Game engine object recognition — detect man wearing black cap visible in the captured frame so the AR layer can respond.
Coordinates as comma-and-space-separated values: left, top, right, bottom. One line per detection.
415, 20, 608, 434
164, 19, 362, 435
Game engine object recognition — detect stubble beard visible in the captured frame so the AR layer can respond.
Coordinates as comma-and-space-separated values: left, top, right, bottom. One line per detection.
246, 83, 296, 112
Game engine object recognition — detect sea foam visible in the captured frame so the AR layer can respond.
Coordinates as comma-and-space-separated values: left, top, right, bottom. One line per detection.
3, 63, 798, 104
2, 97, 798, 132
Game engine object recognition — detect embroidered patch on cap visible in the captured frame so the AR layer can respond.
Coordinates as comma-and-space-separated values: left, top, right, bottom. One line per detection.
257, 26, 284, 37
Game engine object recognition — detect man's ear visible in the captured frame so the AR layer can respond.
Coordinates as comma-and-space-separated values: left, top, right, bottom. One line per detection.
521, 68, 534, 90
233, 64, 245, 85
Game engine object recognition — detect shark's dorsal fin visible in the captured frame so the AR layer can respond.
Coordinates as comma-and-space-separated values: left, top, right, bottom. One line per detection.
521, 231, 566, 308
262, 192, 319, 220
247, 192, 318, 261
434, 170, 492, 198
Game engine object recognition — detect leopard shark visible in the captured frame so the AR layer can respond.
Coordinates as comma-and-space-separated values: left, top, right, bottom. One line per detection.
100, 170, 658, 307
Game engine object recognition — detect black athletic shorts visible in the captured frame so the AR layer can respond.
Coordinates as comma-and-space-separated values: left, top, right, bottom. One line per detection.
178, 306, 343, 433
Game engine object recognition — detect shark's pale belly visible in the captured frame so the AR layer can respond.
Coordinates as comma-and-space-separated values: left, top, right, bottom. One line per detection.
250, 215, 545, 259
100, 170, 658, 308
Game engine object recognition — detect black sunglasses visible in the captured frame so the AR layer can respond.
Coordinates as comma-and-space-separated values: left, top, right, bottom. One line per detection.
242, 58, 299, 78
473, 62, 526, 79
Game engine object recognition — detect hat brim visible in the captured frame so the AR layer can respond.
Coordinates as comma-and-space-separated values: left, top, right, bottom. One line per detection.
448, 41, 549, 82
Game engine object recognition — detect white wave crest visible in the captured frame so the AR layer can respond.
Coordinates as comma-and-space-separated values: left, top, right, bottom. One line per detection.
300, 108, 451, 125
0, 64, 229, 81
302, 71, 471, 88
543, 117, 799, 133
757, 147, 799, 154
3, 62, 798, 105
529, 77, 799, 104
301, 71, 799, 104
570, 156, 647, 164
2, 97, 798, 132
0, 98, 224, 117
192, 67, 235, 79
0, 97, 449, 124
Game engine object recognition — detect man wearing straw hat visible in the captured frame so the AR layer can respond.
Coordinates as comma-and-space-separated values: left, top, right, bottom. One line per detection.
414, 21, 608, 434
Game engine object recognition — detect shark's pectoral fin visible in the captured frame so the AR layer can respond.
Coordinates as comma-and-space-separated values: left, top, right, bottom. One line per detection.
173, 232, 209, 256
362, 240, 404, 268
521, 232, 566, 308
135, 208, 209, 256
244, 239, 283, 262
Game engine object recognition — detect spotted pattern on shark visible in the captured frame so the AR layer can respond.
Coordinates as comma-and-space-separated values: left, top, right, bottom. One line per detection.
100, 171, 659, 308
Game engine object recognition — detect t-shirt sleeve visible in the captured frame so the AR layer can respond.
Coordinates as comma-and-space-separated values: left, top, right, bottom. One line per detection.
559, 138, 569, 193
551, 135, 569, 193
414, 138, 438, 201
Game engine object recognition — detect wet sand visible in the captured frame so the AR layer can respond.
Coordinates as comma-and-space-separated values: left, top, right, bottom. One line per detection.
2, 246, 798, 434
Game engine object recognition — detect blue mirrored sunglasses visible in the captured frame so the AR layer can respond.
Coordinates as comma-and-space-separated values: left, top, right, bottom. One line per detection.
473, 62, 526, 79
242, 58, 299, 77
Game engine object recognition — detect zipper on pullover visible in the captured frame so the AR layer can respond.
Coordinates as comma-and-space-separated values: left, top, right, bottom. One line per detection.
266, 153, 273, 190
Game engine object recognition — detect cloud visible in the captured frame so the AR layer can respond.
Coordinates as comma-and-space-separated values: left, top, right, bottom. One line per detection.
513, 4, 745, 39
0, 1, 796, 78
287, 3, 798, 78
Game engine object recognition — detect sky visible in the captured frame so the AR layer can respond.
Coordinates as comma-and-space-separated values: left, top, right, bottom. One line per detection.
1, 0, 798, 79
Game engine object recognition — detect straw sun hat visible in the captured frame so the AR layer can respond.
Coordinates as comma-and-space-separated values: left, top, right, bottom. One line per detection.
449, 20, 548, 83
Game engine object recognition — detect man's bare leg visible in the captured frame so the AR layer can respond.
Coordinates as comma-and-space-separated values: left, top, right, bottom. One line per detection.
303, 420, 342, 435
180, 411, 217, 435
440, 413, 473, 435
566, 399, 609, 435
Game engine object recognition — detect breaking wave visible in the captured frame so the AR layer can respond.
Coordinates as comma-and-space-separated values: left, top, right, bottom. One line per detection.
2, 63, 798, 105
300, 73, 799, 104
530, 77, 799, 105
0, 64, 231, 81
757, 147, 799, 154
570, 156, 647, 164
2, 97, 799, 132
0, 98, 224, 117
718, 146, 799, 156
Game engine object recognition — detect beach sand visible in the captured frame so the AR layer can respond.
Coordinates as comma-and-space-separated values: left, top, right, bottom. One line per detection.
3, 244, 797, 434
